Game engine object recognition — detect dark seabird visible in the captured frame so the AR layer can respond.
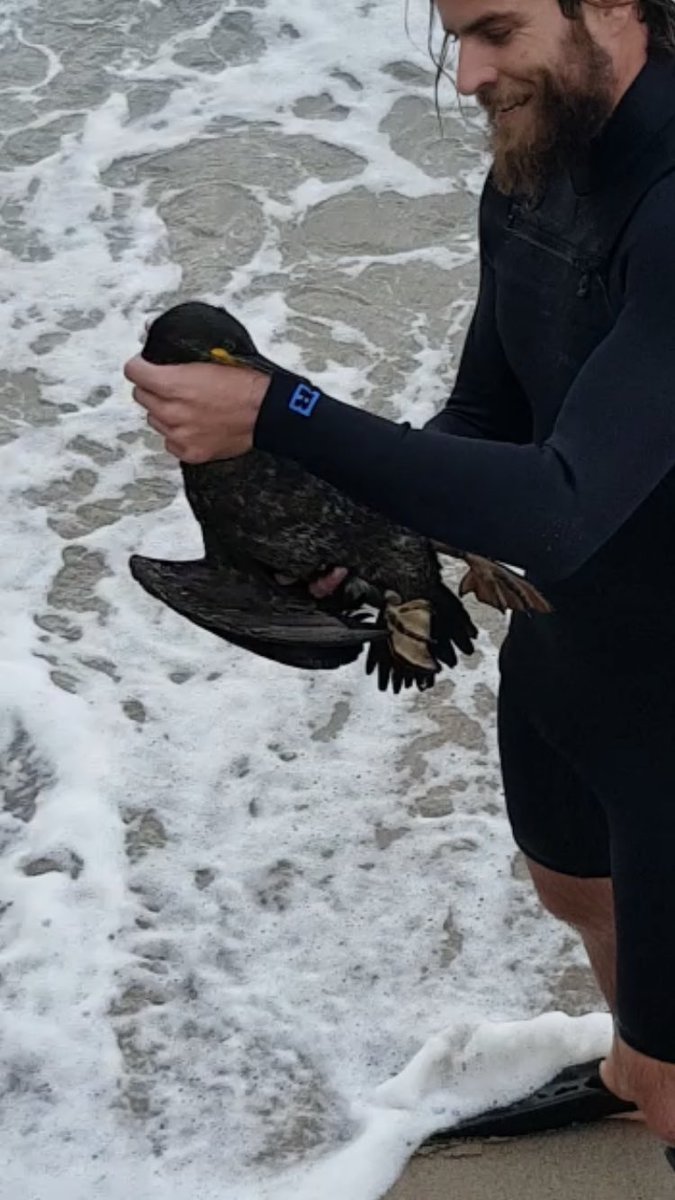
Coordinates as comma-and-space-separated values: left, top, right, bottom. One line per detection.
129, 302, 550, 693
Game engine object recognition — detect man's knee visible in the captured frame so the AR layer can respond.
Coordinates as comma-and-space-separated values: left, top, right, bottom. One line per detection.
526, 857, 614, 930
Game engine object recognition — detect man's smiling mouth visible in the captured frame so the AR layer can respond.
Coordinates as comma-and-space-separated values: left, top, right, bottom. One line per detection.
497, 97, 532, 115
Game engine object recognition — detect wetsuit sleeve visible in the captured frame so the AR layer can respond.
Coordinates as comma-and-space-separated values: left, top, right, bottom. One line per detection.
254, 182, 675, 582
425, 250, 532, 443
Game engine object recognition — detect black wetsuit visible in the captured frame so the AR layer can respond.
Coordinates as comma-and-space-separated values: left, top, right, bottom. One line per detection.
255, 55, 675, 1063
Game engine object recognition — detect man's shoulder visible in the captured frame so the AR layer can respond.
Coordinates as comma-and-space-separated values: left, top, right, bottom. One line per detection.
612, 170, 675, 306
622, 168, 675, 246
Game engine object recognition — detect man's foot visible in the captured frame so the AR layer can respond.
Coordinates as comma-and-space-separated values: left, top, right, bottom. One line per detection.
600, 1048, 646, 1125
601, 1038, 675, 1176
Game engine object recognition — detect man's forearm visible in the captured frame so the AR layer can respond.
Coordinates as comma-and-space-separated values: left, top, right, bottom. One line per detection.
254, 370, 579, 580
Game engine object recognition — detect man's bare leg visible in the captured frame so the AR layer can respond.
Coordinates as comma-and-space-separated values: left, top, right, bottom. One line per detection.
524, 860, 675, 1133
526, 859, 617, 1009
526, 861, 637, 1119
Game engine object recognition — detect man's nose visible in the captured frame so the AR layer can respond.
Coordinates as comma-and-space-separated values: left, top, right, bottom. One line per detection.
456, 40, 499, 96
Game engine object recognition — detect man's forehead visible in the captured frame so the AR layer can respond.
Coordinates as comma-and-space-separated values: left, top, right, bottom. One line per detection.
435, 0, 537, 36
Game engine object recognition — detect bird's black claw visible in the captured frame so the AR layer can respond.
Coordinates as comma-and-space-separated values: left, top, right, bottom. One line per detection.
365, 635, 437, 694
435, 642, 459, 670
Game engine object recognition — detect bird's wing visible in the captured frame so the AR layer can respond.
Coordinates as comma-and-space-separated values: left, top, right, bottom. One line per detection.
129, 555, 386, 671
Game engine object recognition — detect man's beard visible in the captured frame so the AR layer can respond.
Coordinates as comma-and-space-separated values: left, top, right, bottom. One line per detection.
480, 24, 616, 198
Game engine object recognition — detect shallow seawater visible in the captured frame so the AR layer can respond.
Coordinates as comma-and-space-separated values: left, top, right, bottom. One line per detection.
0, 3, 609, 1198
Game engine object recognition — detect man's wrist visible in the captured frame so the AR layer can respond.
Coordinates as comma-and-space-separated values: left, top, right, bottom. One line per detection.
247, 370, 272, 420
253, 369, 324, 455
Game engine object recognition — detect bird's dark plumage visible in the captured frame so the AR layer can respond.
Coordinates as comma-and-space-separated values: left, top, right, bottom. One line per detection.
130, 302, 551, 693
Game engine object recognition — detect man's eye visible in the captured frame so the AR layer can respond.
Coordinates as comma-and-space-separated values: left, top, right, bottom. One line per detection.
483, 27, 513, 46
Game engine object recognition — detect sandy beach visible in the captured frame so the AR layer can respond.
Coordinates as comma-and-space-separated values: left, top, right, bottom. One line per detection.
388, 1123, 673, 1200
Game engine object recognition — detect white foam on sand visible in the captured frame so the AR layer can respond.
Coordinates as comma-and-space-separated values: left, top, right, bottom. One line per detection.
0, 2, 610, 1198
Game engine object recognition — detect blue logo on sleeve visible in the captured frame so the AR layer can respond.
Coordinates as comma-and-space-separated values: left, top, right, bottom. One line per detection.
288, 383, 321, 418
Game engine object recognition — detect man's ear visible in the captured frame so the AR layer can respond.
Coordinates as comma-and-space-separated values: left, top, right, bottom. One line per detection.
582, 0, 643, 43
580, 0, 648, 78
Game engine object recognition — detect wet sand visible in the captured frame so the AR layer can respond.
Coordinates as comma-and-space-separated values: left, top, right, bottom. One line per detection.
387, 1123, 673, 1200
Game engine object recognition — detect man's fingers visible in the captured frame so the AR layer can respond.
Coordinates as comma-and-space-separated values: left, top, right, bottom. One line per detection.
146, 422, 187, 460
133, 385, 185, 428
125, 355, 160, 388
124, 354, 191, 397
164, 439, 185, 461
132, 384, 156, 413
146, 412, 176, 439
309, 566, 349, 599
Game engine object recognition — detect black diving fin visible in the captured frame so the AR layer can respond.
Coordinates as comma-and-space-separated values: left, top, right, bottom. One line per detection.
424, 1058, 637, 1144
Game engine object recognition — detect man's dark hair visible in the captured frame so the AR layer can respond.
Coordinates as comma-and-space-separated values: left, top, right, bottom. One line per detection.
427, 0, 675, 120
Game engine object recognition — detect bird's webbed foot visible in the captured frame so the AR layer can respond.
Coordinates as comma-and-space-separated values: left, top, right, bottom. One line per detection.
457, 554, 552, 615
363, 593, 441, 694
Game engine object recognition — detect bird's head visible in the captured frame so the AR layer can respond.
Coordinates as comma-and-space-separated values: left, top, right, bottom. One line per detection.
142, 301, 277, 373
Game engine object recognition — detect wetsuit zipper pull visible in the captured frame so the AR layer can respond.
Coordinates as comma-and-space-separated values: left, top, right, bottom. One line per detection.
577, 271, 591, 299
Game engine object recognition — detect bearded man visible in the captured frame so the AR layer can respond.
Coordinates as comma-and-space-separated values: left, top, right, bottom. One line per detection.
126, 0, 675, 1152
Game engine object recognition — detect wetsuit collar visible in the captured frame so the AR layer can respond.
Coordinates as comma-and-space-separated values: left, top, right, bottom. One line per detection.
571, 54, 675, 196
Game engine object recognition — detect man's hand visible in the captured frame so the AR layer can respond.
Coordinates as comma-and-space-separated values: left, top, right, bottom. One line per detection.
602, 1034, 675, 1145
124, 357, 270, 464
308, 566, 349, 599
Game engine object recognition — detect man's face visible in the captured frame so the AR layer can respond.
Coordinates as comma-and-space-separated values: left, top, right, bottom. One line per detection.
435, 0, 617, 196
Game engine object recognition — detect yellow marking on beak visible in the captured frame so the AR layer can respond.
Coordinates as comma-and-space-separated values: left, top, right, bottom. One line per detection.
210, 347, 238, 365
